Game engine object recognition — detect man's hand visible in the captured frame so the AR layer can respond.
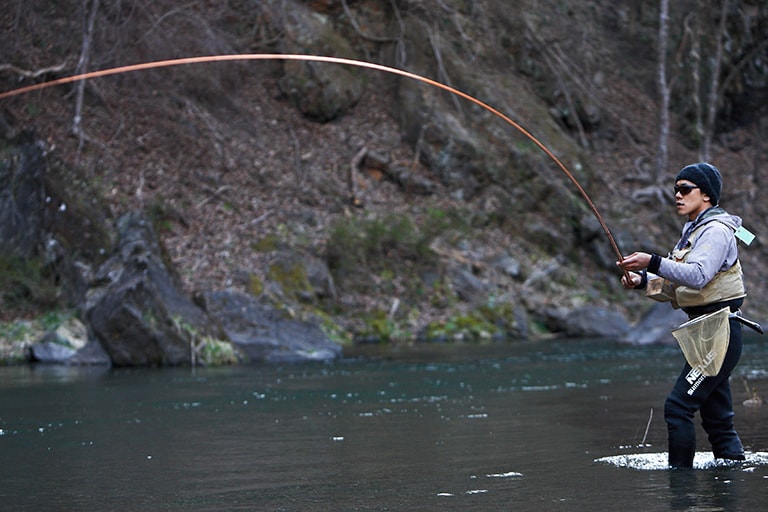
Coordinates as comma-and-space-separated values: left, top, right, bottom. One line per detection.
617, 252, 652, 272
620, 271, 643, 289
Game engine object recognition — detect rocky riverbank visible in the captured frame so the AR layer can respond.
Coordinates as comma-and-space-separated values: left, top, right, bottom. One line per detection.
3, 0, 767, 365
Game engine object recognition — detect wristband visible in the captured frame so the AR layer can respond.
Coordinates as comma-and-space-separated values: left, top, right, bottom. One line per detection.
648, 253, 662, 274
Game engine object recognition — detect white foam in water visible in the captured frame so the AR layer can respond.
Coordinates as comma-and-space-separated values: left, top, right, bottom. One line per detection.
437, 471, 523, 497
486, 471, 523, 478
595, 451, 768, 471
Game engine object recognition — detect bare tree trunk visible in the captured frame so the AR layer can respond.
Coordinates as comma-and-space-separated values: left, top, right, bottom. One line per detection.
689, 10, 704, 154
72, 0, 100, 142
702, 0, 729, 161
656, 0, 671, 179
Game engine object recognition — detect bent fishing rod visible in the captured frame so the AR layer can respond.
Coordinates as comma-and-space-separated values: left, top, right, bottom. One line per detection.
0, 53, 629, 274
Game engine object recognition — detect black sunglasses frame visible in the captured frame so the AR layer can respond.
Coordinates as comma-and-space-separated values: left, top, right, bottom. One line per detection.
674, 184, 699, 196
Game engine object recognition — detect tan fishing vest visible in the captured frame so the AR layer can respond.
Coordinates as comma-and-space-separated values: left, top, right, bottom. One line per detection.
670, 222, 746, 308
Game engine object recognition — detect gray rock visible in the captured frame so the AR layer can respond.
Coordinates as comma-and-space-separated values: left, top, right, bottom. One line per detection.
304, 254, 337, 300
0, 131, 46, 259
84, 211, 227, 366
202, 290, 341, 363
451, 267, 490, 303
50, 317, 89, 350
30, 341, 77, 364
68, 341, 112, 366
494, 254, 522, 278
564, 306, 631, 338
278, 4, 365, 121
621, 303, 688, 345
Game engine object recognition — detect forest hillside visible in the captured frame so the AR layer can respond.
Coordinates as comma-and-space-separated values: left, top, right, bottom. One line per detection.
2, 0, 768, 343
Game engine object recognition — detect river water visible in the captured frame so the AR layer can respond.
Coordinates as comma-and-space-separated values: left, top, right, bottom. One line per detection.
2, 336, 768, 511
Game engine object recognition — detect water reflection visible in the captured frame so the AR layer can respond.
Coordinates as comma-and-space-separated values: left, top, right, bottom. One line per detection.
668, 468, 737, 511
1, 337, 767, 511
0, 364, 109, 387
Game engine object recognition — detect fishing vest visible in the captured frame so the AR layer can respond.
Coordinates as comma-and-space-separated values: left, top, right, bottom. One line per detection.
670, 221, 746, 308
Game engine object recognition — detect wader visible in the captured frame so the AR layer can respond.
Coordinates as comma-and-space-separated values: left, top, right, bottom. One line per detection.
664, 314, 745, 468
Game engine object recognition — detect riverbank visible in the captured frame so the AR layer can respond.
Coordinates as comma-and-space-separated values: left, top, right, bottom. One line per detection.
0, 317, 47, 364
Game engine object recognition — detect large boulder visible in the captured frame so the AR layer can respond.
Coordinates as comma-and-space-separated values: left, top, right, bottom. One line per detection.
0, 129, 113, 311
533, 302, 631, 339
202, 290, 342, 363
278, 1, 365, 121
564, 306, 631, 339
621, 303, 688, 345
84, 211, 229, 366
0, 131, 46, 260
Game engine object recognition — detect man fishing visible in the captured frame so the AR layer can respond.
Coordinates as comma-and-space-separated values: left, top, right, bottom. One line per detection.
617, 162, 749, 468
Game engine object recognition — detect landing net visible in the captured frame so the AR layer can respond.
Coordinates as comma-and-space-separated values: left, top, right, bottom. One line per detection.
671, 307, 730, 377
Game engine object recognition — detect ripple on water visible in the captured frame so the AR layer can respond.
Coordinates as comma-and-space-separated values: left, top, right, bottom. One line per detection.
436, 470, 524, 498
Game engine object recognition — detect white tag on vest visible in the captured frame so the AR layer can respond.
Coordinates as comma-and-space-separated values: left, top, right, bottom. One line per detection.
734, 226, 756, 246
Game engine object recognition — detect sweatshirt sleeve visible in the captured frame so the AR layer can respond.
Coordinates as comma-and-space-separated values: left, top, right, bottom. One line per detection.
655, 223, 737, 289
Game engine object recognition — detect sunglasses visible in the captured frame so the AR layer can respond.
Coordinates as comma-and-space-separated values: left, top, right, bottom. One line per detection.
674, 184, 699, 196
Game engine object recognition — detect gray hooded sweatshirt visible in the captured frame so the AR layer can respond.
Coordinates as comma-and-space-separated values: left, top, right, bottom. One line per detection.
656, 207, 741, 290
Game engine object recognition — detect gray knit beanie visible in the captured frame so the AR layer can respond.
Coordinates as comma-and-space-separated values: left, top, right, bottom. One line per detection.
675, 162, 722, 205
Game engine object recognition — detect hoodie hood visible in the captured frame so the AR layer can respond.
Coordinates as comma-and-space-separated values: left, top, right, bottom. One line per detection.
676, 207, 742, 251
695, 206, 742, 231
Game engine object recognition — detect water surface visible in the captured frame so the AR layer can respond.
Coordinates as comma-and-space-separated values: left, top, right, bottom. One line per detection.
2, 337, 768, 511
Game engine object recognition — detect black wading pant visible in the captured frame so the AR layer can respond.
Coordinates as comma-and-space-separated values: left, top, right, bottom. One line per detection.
664, 318, 744, 468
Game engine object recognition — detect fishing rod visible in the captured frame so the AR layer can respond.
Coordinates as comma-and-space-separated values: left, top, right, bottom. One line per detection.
0, 53, 628, 273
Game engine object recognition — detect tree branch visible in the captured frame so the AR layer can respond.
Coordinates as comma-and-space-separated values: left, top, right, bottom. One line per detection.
0, 62, 68, 78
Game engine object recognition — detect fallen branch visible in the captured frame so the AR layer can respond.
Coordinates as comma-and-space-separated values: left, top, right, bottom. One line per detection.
197, 185, 233, 209
0, 62, 68, 78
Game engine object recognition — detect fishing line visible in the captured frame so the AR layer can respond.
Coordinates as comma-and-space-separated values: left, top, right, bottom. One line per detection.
0, 53, 627, 268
